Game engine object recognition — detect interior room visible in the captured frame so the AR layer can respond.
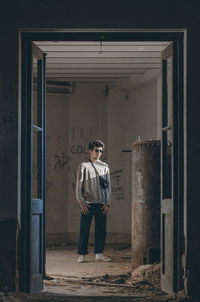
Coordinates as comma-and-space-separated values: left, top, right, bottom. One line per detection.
2, 1, 199, 297
32, 40, 170, 292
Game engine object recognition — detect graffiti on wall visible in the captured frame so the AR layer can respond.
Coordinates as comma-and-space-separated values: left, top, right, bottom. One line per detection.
70, 127, 96, 155
70, 127, 97, 155
111, 169, 124, 200
54, 152, 71, 169
71, 127, 96, 139
70, 145, 88, 155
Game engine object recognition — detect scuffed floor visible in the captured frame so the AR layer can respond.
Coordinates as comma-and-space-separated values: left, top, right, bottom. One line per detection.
45, 244, 131, 278
43, 244, 166, 298
0, 245, 170, 301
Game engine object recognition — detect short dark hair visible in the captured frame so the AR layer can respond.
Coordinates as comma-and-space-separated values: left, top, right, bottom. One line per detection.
88, 139, 105, 151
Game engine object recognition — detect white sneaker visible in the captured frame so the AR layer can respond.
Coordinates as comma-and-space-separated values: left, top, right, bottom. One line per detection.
77, 255, 85, 263
95, 253, 112, 262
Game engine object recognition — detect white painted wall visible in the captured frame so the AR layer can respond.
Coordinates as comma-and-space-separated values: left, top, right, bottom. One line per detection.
126, 80, 158, 144
107, 90, 131, 243
46, 94, 69, 244
46, 79, 159, 245
66, 83, 108, 243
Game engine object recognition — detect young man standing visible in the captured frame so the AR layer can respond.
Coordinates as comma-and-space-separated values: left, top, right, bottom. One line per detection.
75, 139, 111, 263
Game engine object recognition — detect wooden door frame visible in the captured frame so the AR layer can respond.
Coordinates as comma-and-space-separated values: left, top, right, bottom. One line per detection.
19, 28, 186, 294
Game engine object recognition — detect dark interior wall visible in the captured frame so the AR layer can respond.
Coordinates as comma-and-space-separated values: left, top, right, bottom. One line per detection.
0, 36, 19, 290
186, 26, 200, 297
0, 0, 200, 296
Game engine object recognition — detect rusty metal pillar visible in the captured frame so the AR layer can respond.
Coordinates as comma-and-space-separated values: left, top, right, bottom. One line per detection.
132, 139, 161, 271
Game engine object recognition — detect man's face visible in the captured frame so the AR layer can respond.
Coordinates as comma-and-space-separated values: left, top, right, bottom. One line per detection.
90, 146, 103, 161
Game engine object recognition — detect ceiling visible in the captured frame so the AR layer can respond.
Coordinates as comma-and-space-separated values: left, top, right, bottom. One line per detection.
34, 41, 169, 84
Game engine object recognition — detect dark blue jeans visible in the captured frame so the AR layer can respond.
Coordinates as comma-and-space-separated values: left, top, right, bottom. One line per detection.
77, 203, 107, 255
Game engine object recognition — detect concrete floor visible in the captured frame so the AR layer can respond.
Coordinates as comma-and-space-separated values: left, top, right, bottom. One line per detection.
0, 246, 193, 301
45, 244, 131, 278
44, 244, 133, 296
43, 245, 166, 298
0, 246, 177, 301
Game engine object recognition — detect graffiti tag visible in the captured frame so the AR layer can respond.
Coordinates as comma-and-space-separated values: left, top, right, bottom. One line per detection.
55, 152, 71, 169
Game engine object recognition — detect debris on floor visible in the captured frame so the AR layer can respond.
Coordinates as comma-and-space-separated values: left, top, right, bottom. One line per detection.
42, 244, 167, 297
44, 262, 165, 297
131, 262, 161, 288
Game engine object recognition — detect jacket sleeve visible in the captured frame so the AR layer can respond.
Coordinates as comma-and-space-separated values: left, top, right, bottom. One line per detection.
105, 167, 111, 206
75, 164, 87, 207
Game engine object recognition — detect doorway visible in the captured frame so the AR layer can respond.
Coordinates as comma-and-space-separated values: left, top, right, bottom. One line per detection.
20, 29, 185, 296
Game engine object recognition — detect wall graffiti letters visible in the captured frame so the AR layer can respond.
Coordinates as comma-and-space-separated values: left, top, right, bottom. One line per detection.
111, 169, 124, 200
71, 127, 96, 139
54, 152, 71, 169
70, 145, 88, 155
